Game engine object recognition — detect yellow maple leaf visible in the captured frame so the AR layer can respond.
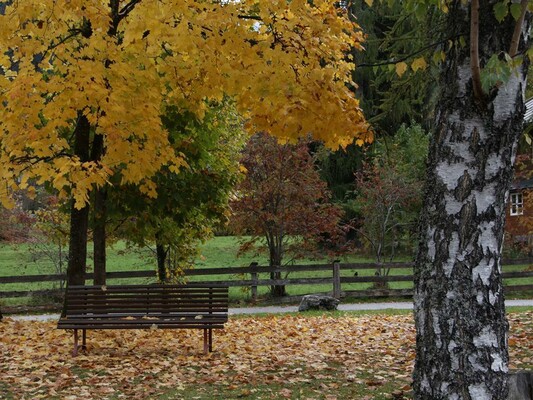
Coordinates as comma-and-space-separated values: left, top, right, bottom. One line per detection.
411, 57, 427, 72
395, 62, 408, 77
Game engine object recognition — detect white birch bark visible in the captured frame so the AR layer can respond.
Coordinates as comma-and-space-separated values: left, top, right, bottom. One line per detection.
413, 1, 531, 399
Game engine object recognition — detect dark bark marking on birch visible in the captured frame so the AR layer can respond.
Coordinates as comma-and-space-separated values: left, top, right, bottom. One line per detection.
469, 127, 480, 153
455, 170, 473, 202
459, 199, 476, 250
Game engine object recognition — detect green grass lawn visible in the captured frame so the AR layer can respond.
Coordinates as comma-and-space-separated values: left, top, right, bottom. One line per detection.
1, 236, 532, 308
0, 236, 378, 289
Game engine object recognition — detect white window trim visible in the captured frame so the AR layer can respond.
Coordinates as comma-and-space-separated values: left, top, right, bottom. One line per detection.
510, 192, 524, 216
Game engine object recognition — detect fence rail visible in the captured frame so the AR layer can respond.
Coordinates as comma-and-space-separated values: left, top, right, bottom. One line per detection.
1, 260, 533, 300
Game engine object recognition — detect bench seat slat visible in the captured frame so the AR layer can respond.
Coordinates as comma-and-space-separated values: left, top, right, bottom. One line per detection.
58, 318, 227, 323
64, 308, 229, 313
66, 296, 228, 302
65, 304, 228, 309
61, 313, 228, 320
67, 284, 228, 288
65, 304, 228, 308
65, 291, 229, 296
66, 288, 228, 294
66, 291, 229, 296
58, 323, 226, 329
64, 300, 229, 307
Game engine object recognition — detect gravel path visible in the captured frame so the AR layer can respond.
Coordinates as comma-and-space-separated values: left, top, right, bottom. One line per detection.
7, 299, 533, 321
228, 299, 533, 314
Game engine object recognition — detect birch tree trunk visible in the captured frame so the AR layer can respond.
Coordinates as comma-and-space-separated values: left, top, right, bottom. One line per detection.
413, 2, 530, 399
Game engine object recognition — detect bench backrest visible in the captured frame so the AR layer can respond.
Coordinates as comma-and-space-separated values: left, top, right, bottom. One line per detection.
64, 284, 228, 317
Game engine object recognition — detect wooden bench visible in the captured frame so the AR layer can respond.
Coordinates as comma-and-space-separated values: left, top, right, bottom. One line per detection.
57, 284, 228, 356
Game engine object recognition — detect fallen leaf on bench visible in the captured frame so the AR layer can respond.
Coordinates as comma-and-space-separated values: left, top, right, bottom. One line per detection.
123, 316, 135, 320
180, 317, 186, 320
150, 324, 158, 330
194, 315, 203, 320
101, 285, 107, 291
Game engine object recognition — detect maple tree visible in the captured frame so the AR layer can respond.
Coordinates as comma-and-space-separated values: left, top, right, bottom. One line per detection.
230, 133, 345, 297
0, 0, 369, 285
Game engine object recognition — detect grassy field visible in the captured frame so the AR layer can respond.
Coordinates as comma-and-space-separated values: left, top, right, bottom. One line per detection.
1, 236, 532, 308
0, 237, 383, 299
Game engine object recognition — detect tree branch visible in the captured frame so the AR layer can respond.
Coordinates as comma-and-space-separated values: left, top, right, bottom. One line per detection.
41, 29, 82, 60
10, 151, 73, 173
237, 14, 262, 21
118, 0, 142, 19
470, 0, 484, 101
509, 0, 529, 57
358, 35, 462, 68
109, 0, 119, 19
109, 0, 141, 40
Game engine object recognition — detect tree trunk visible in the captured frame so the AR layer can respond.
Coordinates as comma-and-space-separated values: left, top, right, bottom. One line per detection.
413, 3, 530, 399
156, 233, 169, 283
92, 133, 106, 285
270, 271, 287, 297
67, 114, 91, 286
93, 187, 107, 285
269, 244, 286, 297
68, 202, 90, 286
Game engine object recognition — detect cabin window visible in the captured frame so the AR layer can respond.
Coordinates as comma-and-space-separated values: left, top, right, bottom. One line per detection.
510, 192, 524, 216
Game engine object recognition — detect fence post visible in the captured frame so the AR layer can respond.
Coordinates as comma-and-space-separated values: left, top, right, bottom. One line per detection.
333, 260, 341, 299
250, 262, 258, 301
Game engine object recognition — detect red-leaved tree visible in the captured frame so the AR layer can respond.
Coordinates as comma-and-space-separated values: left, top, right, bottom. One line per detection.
230, 133, 345, 297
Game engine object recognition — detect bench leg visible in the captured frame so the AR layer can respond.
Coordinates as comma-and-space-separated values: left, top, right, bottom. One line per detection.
209, 328, 213, 352
203, 329, 208, 354
73, 329, 79, 357
81, 329, 87, 350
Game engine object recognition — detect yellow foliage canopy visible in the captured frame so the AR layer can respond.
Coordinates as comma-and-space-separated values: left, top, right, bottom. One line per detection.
0, 0, 369, 208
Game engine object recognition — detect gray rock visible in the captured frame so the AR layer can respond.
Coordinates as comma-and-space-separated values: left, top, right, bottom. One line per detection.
508, 371, 533, 400
298, 295, 339, 312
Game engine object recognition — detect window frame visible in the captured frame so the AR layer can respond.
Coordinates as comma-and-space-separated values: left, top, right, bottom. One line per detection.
510, 191, 524, 216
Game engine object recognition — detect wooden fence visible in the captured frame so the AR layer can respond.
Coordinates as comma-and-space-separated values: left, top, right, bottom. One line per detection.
1, 259, 532, 301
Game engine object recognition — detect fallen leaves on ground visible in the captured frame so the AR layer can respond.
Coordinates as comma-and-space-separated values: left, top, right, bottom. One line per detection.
0, 312, 531, 399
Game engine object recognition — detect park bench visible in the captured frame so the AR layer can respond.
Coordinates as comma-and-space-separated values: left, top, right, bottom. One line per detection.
57, 284, 228, 356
